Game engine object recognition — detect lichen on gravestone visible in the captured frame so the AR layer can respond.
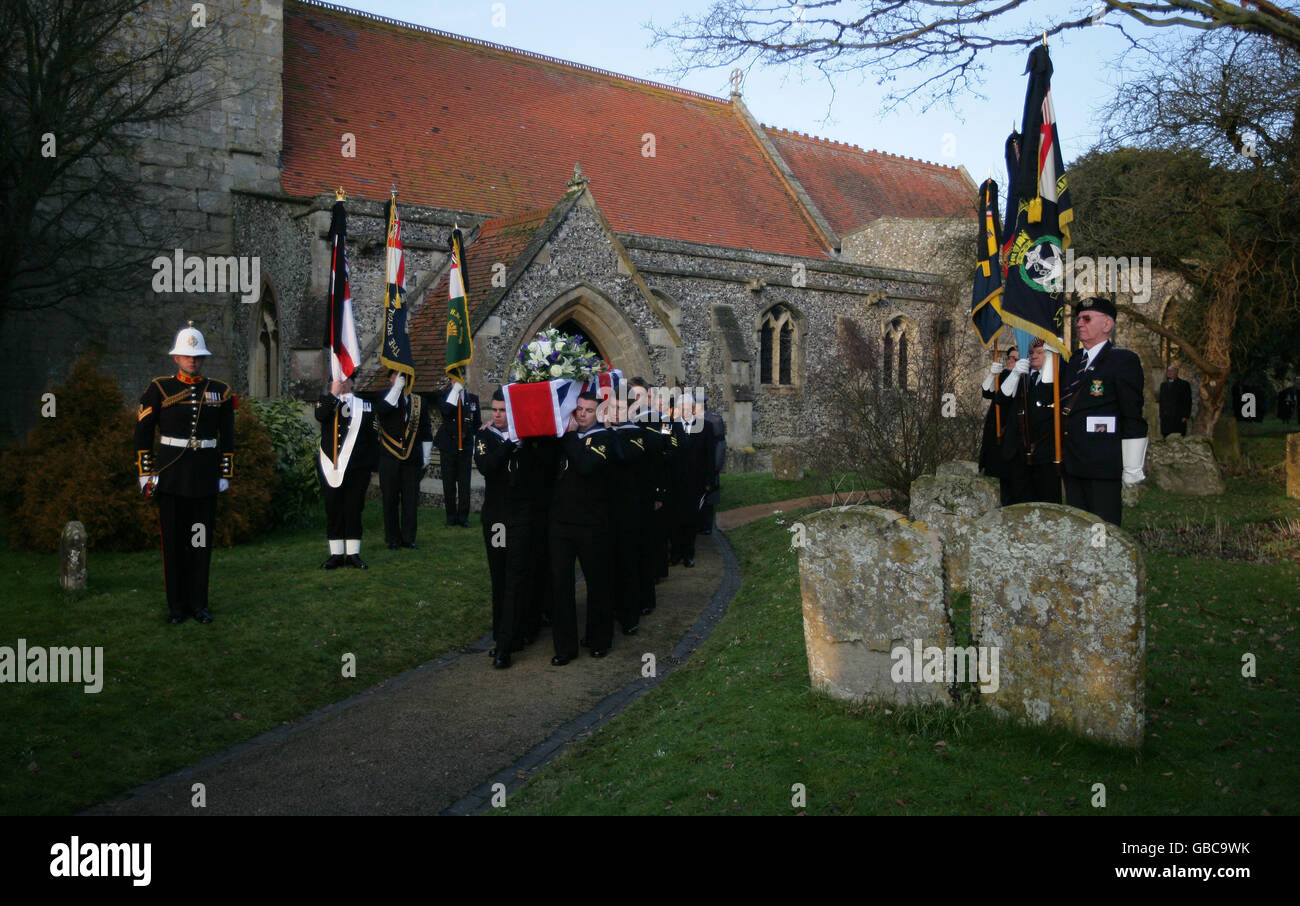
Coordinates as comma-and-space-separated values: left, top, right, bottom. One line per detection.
59, 521, 88, 591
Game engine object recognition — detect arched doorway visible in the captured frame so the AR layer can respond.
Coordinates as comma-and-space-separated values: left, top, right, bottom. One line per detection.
514, 283, 653, 379
248, 286, 280, 398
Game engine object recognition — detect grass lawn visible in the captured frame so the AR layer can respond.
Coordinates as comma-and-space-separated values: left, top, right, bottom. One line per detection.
500, 434, 1299, 815
1, 504, 491, 815
719, 470, 881, 512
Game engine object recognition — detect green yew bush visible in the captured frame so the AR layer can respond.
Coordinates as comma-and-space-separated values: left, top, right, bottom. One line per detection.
0, 353, 277, 552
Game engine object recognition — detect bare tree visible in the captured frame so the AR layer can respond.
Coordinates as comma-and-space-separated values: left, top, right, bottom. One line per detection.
1073, 31, 1300, 444
806, 316, 983, 503
0, 0, 222, 321
649, 0, 1300, 109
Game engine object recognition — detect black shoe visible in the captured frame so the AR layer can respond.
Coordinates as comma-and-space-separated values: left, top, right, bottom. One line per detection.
590, 648, 609, 658
700, 529, 713, 535
488, 647, 498, 658
193, 608, 213, 624
346, 554, 368, 570
622, 625, 639, 636
458, 519, 471, 528
551, 654, 574, 666
321, 554, 346, 570
641, 606, 655, 615
387, 542, 401, 550
403, 542, 418, 550
683, 557, 695, 568
492, 652, 512, 669
446, 518, 456, 527
168, 615, 186, 624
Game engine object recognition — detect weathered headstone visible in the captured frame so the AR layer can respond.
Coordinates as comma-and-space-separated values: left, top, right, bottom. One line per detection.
970, 503, 1146, 747
1288, 434, 1300, 501
797, 506, 950, 705
60, 521, 88, 591
772, 447, 804, 481
1146, 434, 1225, 495
935, 460, 979, 479
909, 467, 999, 597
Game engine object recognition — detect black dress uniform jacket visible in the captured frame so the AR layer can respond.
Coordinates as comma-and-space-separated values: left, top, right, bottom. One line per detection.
1060, 341, 1147, 481
135, 372, 235, 495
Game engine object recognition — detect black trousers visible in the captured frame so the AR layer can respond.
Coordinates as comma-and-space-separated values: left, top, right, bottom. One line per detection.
610, 509, 642, 630
156, 492, 217, 618
1007, 461, 1062, 505
440, 447, 473, 523
379, 453, 422, 545
670, 513, 698, 562
321, 465, 369, 540
549, 520, 613, 656
1063, 474, 1123, 527
492, 516, 537, 650
651, 502, 671, 579
482, 506, 507, 637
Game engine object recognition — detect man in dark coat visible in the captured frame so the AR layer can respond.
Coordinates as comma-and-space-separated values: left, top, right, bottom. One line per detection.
978, 347, 1020, 505
669, 394, 713, 568
697, 395, 726, 534
135, 322, 235, 624
1060, 297, 1148, 526
375, 372, 432, 549
1158, 364, 1193, 437
433, 379, 481, 527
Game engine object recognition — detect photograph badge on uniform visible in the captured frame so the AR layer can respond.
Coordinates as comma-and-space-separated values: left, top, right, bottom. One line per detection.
1086, 416, 1117, 434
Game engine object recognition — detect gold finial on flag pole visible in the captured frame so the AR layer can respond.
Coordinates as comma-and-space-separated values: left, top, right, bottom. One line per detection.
335, 186, 346, 201
1041, 30, 1047, 47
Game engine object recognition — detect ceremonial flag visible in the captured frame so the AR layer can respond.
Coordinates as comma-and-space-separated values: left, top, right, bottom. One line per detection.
324, 199, 359, 381
502, 378, 586, 441
994, 44, 1074, 357
379, 196, 414, 390
970, 178, 1005, 348
445, 228, 472, 383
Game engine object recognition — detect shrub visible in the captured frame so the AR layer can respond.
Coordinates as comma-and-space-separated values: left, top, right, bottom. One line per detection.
0, 353, 278, 552
244, 397, 320, 528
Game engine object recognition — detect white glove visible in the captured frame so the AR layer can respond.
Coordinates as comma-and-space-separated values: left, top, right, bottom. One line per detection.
989, 362, 1004, 375
1122, 437, 1148, 487
218, 478, 230, 493
138, 475, 157, 494
1040, 351, 1055, 385
447, 382, 464, 407
384, 374, 406, 406
981, 370, 998, 393
421, 441, 432, 468
1000, 358, 1030, 396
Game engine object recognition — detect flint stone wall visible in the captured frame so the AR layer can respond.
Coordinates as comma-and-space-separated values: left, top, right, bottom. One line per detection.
1146, 434, 1225, 496
909, 469, 1000, 597
798, 506, 950, 705
970, 503, 1146, 747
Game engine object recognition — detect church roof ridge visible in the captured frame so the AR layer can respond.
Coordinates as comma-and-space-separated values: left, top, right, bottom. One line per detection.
293, 0, 727, 105
762, 123, 961, 172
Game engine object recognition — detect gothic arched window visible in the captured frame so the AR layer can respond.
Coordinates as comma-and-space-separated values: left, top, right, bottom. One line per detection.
759, 305, 799, 388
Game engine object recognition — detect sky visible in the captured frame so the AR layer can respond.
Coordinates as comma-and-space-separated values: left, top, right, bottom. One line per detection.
332, 0, 1172, 183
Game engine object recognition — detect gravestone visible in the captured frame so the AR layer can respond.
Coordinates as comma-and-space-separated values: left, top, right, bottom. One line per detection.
969, 503, 1146, 747
1146, 434, 1225, 495
797, 506, 950, 705
909, 468, 999, 597
60, 521, 88, 591
773, 447, 804, 481
1288, 434, 1300, 501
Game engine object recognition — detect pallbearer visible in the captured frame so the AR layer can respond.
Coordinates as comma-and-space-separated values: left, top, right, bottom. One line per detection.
135, 322, 235, 624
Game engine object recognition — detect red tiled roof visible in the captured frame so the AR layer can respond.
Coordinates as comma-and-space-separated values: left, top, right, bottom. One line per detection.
283, 1, 831, 259
406, 206, 551, 392
765, 127, 975, 235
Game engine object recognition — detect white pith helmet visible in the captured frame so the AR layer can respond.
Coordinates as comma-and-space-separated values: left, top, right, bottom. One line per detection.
168, 321, 212, 356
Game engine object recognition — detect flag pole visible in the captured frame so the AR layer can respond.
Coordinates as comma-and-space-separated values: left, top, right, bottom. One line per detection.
331, 185, 346, 469
1053, 347, 1063, 472
993, 340, 1003, 440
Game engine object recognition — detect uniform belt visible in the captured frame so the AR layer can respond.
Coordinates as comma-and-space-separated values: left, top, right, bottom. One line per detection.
161, 435, 217, 449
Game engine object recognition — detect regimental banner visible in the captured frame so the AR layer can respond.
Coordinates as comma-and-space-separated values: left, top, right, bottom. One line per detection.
970, 178, 1006, 348
994, 45, 1074, 358
324, 199, 359, 381
379, 197, 414, 390
445, 228, 472, 383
